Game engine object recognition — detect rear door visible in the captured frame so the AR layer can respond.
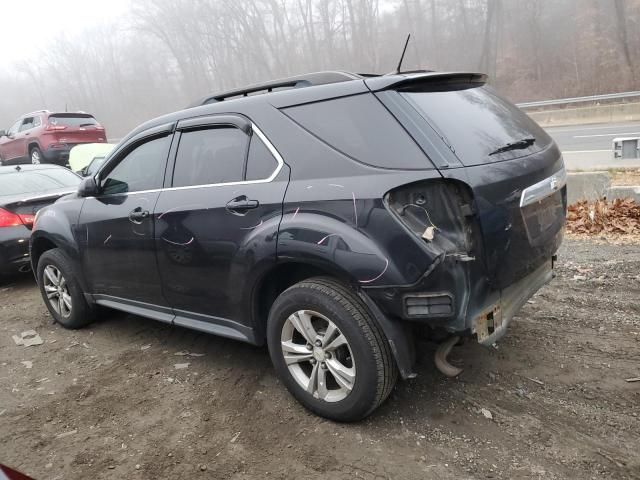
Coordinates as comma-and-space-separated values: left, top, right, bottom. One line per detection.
154, 114, 287, 337
79, 126, 173, 311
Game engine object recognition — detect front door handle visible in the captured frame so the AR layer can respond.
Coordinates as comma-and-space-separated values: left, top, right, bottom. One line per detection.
128, 207, 150, 224
226, 196, 259, 215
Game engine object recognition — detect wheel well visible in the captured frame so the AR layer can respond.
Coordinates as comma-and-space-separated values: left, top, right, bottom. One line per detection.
253, 262, 352, 342
31, 237, 57, 271
28, 143, 40, 154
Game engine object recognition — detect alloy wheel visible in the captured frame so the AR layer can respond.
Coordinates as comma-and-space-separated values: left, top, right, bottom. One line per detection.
281, 310, 356, 402
43, 265, 72, 318
31, 149, 41, 164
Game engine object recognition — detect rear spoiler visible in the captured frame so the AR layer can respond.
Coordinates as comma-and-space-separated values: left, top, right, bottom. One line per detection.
365, 72, 487, 93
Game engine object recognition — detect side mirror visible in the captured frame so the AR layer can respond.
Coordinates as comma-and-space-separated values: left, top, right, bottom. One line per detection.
0, 130, 6, 137
78, 176, 100, 197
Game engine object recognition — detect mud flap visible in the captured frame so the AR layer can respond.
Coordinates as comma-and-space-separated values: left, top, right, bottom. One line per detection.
358, 290, 417, 379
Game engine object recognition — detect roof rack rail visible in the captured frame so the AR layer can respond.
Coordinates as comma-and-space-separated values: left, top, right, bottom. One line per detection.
24, 109, 50, 116
191, 71, 364, 107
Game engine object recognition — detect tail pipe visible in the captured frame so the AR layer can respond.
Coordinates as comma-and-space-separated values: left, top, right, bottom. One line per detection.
434, 336, 463, 377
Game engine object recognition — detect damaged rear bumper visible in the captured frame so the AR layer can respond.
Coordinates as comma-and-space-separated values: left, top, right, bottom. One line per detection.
473, 258, 554, 346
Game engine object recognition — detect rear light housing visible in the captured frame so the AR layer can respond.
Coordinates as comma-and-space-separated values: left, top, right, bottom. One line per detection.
46, 124, 66, 131
385, 179, 477, 256
0, 208, 35, 228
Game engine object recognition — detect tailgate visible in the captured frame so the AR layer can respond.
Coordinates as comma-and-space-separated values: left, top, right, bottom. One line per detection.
442, 143, 566, 288
373, 76, 567, 287
46, 114, 106, 144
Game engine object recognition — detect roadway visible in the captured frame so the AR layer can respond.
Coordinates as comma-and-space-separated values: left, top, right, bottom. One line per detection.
544, 121, 640, 170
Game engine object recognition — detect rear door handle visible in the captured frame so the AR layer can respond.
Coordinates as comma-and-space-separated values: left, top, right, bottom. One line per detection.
128, 207, 150, 224
226, 196, 259, 215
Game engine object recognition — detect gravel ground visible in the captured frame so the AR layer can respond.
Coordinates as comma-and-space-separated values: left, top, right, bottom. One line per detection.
0, 239, 638, 480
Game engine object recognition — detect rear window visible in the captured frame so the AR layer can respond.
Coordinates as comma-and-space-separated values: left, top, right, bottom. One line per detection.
400, 87, 551, 165
0, 168, 80, 196
48, 114, 99, 128
282, 94, 431, 169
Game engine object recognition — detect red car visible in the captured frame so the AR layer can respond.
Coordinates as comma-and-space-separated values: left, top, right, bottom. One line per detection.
0, 111, 107, 166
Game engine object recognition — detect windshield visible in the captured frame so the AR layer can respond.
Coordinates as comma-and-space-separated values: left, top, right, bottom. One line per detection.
48, 114, 99, 127
400, 86, 552, 166
0, 168, 80, 196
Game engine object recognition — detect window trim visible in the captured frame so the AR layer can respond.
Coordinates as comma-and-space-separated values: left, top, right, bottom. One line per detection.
91, 122, 283, 198
168, 122, 283, 191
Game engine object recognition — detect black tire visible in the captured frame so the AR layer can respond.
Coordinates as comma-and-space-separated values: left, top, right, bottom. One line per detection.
37, 248, 94, 329
30, 146, 43, 164
267, 277, 397, 422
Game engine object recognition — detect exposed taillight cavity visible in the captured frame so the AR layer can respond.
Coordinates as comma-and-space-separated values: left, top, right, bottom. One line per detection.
385, 180, 476, 255
46, 124, 66, 131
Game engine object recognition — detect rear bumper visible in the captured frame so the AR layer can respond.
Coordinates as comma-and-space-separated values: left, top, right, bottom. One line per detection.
472, 258, 554, 346
0, 226, 31, 274
43, 146, 72, 166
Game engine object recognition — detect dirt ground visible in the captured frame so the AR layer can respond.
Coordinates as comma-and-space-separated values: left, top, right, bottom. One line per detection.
0, 239, 638, 480
610, 169, 640, 186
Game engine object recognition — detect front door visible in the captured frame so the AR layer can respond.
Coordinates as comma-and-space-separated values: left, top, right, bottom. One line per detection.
79, 131, 173, 310
1, 120, 24, 162
154, 116, 288, 336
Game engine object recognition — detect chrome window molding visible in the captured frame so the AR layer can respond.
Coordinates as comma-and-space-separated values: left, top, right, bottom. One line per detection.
90, 122, 284, 198
519, 166, 567, 208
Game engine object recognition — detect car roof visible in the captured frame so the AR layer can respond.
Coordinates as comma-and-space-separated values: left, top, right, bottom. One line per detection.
118, 70, 485, 150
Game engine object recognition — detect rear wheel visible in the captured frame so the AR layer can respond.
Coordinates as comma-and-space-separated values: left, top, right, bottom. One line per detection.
30, 147, 42, 164
267, 277, 397, 421
37, 248, 94, 329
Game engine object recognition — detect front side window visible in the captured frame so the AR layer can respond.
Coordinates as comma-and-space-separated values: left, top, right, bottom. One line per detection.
101, 134, 171, 195
172, 127, 248, 187
7, 120, 21, 136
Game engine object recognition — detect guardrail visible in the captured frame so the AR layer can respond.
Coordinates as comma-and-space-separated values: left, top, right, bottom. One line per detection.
517, 91, 640, 109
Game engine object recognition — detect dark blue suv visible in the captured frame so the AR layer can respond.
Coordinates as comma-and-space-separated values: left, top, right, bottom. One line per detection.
31, 71, 566, 421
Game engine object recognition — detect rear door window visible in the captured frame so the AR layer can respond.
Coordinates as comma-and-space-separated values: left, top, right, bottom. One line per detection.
282, 94, 431, 170
172, 127, 248, 187
400, 86, 552, 166
245, 134, 278, 181
20, 117, 34, 131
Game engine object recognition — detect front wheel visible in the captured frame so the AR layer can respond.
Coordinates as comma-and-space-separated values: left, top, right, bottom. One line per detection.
37, 248, 94, 329
267, 277, 397, 422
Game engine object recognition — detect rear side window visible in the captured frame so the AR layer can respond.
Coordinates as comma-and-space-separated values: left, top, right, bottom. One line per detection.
172, 127, 248, 187
101, 134, 171, 195
282, 94, 430, 169
0, 169, 80, 196
48, 114, 98, 127
246, 135, 278, 181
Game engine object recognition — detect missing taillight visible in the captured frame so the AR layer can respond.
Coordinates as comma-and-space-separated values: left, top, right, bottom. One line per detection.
385, 180, 476, 255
